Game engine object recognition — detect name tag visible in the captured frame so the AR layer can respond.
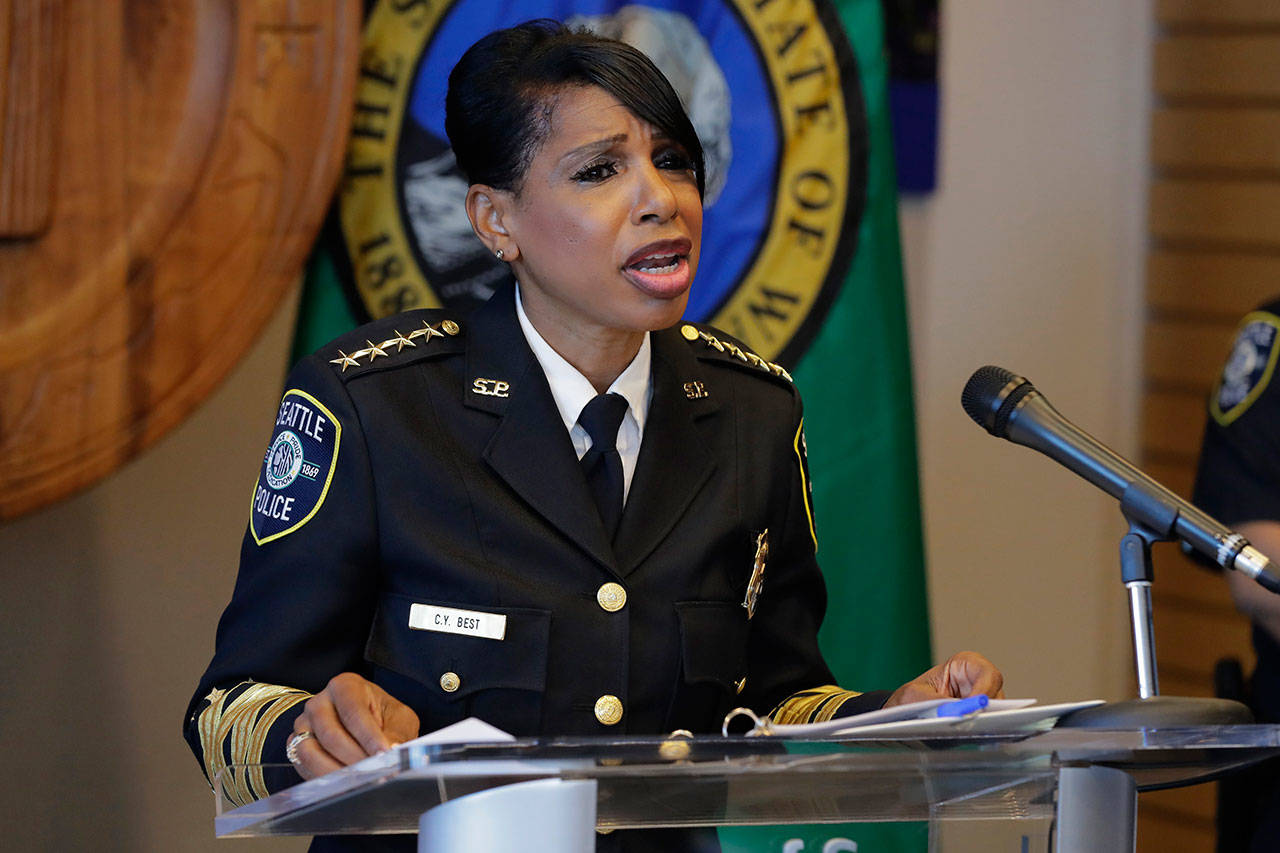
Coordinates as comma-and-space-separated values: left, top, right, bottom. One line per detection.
409, 604, 507, 640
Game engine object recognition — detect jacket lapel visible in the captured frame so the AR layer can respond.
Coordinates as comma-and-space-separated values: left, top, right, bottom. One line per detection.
614, 326, 719, 575
464, 284, 618, 573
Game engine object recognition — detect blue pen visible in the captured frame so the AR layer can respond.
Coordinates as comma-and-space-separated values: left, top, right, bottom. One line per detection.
934, 694, 990, 718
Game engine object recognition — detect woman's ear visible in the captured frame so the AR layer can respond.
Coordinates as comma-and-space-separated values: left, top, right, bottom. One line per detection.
465, 184, 520, 262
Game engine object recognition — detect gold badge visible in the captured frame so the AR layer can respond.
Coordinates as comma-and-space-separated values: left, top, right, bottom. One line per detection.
471, 378, 511, 398
744, 529, 768, 619
683, 380, 708, 399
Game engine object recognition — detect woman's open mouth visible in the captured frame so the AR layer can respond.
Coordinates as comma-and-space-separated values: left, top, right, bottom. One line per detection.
622, 239, 694, 298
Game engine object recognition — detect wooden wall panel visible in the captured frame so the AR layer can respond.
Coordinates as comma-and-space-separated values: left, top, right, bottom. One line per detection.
1146, 460, 1196, 498
1137, 799, 1216, 853
1155, 35, 1280, 100
1091, 3, 1280, 845
1156, 604, 1255, 674
1154, 552, 1240, 611
1144, 317, 1235, 388
1152, 108, 1280, 173
1142, 390, 1209, 458
1147, 250, 1280, 319
1143, 18, 1278, 849
1159, 668, 1217, 699
1145, 785, 1217, 823
1150, 179, 1280, 248
1158, 0, 1280, 26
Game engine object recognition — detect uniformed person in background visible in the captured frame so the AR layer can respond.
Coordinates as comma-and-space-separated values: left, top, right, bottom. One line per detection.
1194, 299, 1280, 853
185, 21, 1002, 851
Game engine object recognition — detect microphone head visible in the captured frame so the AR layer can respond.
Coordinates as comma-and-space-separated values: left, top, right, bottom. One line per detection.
961, 366, 1037, 438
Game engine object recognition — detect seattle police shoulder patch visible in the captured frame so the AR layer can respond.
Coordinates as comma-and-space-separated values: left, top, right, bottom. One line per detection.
250, 389, 342, 545
1212, 311, 1280, 428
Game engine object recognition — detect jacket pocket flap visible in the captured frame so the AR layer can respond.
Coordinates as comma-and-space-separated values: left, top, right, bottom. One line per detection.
365, 592, 551, 699
675, 600, 748, 690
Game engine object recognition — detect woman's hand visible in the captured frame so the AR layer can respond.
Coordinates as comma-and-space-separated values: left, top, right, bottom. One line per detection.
883, 651, 1005, 708
287, 673, 420, 780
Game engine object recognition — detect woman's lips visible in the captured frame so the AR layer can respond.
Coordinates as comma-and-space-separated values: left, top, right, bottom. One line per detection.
622, 255, 693, 298
624, 238, 692, 268
622, 238, 694, 298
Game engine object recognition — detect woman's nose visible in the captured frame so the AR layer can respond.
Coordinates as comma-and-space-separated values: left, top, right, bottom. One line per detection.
632, 164, 679, 224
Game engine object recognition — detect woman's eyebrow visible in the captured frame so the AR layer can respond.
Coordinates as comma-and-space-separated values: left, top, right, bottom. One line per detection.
558, 134, 628, 165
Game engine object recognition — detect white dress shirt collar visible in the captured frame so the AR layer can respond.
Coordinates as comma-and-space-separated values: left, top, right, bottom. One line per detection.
514, 285, 652, 500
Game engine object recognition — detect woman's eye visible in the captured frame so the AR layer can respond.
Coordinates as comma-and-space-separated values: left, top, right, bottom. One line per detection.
656, 150, 694, 172
572, 160, 618, 183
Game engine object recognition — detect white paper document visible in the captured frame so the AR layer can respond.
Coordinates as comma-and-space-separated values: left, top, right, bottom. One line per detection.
764, 698, 1106, 738
217, 718, 515, 832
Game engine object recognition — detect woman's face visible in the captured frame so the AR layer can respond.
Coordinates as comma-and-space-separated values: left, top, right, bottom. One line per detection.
500, 85, 702, 349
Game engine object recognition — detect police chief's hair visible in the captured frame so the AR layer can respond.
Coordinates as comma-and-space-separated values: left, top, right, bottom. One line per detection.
445, 19, 706, 197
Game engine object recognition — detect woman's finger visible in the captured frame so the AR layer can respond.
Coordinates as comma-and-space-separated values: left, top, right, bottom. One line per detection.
289, 721, 344, 780
305, 691, 375, 765
381, 698, 421, 746
946, 652, 1005, 698
329, 675, 396, 756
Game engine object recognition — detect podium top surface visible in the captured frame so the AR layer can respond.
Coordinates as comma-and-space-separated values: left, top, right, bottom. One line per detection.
215, 724, 1280, 838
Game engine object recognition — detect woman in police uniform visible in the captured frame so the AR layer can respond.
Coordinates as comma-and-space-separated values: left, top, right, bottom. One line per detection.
185, 21, 1001, 850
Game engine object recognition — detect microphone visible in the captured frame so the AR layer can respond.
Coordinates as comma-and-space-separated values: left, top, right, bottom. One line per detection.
961, 365, 1280, 594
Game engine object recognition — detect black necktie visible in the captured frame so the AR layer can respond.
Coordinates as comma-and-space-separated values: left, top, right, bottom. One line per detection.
578, 393, 628, 540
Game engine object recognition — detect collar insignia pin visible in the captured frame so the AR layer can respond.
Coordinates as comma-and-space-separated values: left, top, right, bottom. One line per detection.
683, 380, 708, 399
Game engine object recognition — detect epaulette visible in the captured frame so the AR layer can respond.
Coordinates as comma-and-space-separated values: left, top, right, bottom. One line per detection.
678, 323, 793, 384
323, 310, 464, 378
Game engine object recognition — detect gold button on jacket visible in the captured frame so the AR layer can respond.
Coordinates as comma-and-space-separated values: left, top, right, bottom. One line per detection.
594, 694, 623, 725
596, 582, 626, 612
439, 672, 460, 693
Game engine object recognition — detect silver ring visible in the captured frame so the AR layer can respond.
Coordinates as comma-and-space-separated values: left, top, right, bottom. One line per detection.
285, 730, 314, 766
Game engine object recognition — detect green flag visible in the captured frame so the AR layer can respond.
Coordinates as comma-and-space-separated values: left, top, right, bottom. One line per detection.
296, 1, 930, 847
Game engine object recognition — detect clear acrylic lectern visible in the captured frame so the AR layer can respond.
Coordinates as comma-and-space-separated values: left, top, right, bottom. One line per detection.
213, 725, 1280, 852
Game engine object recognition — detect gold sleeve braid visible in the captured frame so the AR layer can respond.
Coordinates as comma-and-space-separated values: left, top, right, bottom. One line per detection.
196, 682, 311, 805
769, 684, 864, 725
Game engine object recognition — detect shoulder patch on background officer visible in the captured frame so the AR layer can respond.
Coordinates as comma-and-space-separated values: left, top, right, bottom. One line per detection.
1212, 311, 1280, 427
679, 323, 793, 384
326, 314, 462, 378
250, 390, 341, 545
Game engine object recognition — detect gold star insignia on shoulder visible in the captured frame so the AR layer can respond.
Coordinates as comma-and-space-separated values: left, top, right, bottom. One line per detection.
329, 350, 360, 371
331, 319, 460, 374
686, 329, 791, 383
205, 687, 226, 705
387, 330, 417, 352
410, 321, 444, 341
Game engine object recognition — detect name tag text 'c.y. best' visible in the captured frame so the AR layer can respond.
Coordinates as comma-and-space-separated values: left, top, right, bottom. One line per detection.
409, 604, 507, 641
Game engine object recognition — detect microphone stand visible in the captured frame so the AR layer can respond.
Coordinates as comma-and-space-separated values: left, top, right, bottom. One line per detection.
1061, 481, 1254, 727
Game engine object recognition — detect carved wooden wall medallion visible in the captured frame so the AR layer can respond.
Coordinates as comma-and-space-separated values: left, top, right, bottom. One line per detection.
0, 0, 359, 519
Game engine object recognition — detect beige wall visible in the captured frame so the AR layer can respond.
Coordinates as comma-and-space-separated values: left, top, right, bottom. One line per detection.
0, 1, 1154, 849
902, 0, 1150, 703
0, 291, 306, 852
